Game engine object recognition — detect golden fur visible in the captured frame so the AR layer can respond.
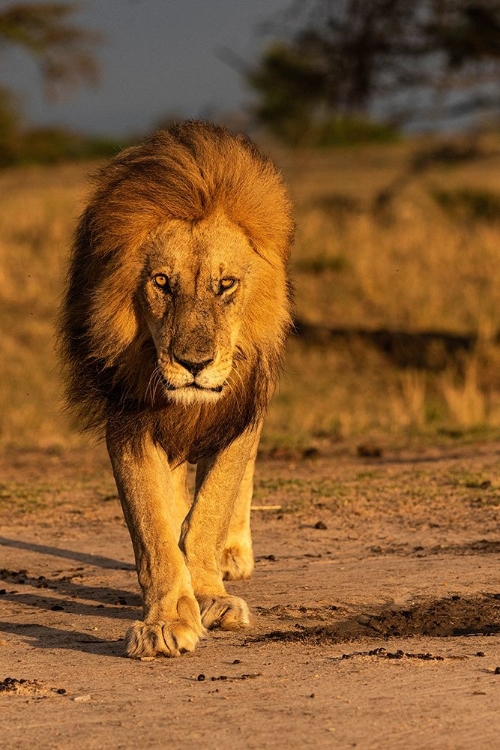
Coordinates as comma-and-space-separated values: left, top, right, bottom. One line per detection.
59, 121, 294, 657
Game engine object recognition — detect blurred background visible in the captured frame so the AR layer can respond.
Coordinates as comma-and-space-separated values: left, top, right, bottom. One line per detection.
2, 0, 500, 454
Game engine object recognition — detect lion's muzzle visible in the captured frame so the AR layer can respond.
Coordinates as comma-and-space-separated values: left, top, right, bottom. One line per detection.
158, 367, 227, 405
172, 354, 214, 377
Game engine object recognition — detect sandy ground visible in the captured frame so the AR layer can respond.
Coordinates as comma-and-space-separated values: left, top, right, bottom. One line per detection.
1, 439, 500, 749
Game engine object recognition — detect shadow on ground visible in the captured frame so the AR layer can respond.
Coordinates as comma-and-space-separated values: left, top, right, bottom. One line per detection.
0, 621, 125, 657
0, 536, 134, 570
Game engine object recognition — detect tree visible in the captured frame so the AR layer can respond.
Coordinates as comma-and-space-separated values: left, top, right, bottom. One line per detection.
0, 3, 102, 164
0, 2, 100, 99
248, 43, 326, 144
248, 0, 500, 144
0, 85, 21, 164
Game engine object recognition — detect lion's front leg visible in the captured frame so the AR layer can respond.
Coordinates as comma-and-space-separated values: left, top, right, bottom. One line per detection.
180, 428, 259, 631
106, 431, 203, 658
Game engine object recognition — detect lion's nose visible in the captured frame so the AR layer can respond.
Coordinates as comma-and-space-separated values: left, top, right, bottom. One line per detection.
174, 355, 214, 376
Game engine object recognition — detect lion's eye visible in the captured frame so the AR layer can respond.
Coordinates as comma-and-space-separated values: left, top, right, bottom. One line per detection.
218, 278, 238, 294
153, 274, 170, 291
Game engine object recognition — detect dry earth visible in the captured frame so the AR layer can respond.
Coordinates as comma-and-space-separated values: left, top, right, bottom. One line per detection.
1, 439, 500, 749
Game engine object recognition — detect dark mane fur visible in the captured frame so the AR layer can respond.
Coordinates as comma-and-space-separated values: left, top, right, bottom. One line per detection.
59, 120, 294, 462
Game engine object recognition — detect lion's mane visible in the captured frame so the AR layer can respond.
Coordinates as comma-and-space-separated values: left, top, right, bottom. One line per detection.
59, 121, 294, 462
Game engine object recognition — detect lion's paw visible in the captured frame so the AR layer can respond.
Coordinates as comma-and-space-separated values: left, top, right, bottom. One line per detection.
221, 544, 254, 581
198, 595, 251, 631
125, 619, 202, 658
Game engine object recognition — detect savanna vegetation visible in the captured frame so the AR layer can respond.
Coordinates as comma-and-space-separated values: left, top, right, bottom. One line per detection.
2, 134, 500, 451
1, 0, 500, 452
268, 137, 500, 447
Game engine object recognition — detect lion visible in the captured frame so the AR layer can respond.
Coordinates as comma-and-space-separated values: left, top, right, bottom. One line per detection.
59, 121, 294, 658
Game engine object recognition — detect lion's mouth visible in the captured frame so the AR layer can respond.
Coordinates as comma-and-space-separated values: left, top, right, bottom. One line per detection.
159, 373, 224, 394
186, 382, 224, 393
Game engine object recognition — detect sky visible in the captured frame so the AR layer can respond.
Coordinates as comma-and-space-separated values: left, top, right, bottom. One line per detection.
6, 0, 292, 137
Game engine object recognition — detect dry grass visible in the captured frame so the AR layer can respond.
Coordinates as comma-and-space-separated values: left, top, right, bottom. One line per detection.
0, 163, 92, 447
2, 138, 500, 450
282, 143, 500, 334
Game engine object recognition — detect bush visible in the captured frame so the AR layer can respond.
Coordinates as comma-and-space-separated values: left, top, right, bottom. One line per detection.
431, 187, 500, 224
312, 116, 399, 147
19, 127, 124, 164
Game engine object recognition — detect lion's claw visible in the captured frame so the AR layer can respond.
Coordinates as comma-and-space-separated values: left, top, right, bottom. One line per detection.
198, 595, 251, 630
221, 544, 254, 581
126, 619, 202, 658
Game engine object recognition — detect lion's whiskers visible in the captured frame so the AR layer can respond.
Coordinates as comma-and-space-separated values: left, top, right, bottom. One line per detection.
145, 366, 162, 405
144, 368, 156, 404
151, 369, 163, 404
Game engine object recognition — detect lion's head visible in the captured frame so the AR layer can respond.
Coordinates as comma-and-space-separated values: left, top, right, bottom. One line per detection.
60, 121, 294, 461
141, 213, 268, 407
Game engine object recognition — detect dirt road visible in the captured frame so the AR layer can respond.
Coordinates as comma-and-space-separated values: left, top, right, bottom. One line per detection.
1, 440, 500, 749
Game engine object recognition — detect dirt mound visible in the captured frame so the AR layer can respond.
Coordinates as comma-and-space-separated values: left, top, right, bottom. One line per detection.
257, 594, 500, 644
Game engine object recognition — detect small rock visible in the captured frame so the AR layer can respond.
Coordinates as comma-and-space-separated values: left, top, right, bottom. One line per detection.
197, 674, 206, 682
73, 694, 91, 702
314, 521, 327, 530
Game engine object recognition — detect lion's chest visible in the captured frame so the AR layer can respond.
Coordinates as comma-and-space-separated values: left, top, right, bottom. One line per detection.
154, 396, 255, 464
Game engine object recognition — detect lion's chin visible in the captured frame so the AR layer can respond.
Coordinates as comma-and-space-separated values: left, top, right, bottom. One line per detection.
164, 384, 225, 407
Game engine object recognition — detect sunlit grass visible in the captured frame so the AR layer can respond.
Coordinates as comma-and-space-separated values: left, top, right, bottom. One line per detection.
2, 140, 500, 449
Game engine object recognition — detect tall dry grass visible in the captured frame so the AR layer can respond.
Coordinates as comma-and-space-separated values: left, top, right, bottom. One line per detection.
266, 140, 500, 446
1, 139, 500, 450
283, 143, 500, 334
0, 163, 92, 447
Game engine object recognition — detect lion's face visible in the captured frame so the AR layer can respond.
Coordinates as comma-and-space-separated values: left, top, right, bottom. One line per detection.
140, 213, 256, 406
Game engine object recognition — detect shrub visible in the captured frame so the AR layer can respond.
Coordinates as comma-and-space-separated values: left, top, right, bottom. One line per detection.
431, 187, 500, 224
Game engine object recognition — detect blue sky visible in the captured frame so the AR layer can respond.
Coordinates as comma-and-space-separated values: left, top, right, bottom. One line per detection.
6, 0, 291, 136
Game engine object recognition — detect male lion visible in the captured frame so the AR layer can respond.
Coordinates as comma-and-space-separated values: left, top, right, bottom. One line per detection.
59, 121, 294, 658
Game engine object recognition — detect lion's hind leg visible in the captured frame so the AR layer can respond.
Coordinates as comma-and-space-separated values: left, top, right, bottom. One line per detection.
220, 424, 261, 581
221, 472, 254, 581
197, 594, 251, 631
182, 428, 260, 631
221, 544, 254, 581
